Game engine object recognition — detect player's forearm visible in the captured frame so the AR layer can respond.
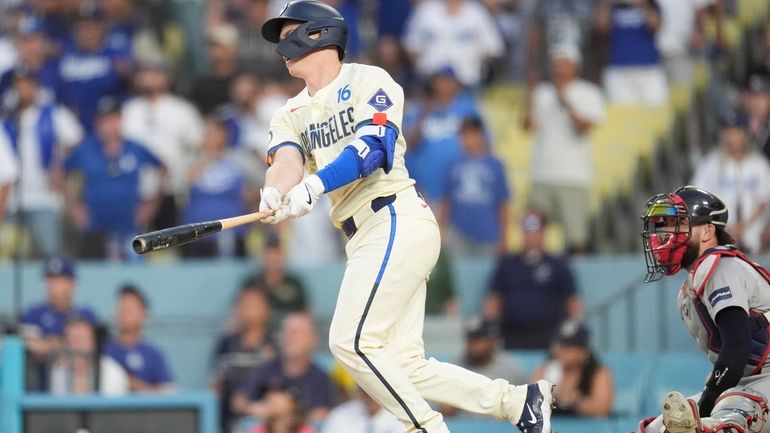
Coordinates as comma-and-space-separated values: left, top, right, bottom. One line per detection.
265, 152, 305, 195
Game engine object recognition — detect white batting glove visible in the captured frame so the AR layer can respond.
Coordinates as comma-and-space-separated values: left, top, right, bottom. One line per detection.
259, 186, 288, 224
284, 174, 324, 218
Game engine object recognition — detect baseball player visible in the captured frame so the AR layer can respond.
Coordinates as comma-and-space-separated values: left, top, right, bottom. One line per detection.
638, 186, 770, 433
256, 2, 554, 433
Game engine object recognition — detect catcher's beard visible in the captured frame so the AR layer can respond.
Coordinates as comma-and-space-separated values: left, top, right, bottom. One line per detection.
681, 234, 701, 270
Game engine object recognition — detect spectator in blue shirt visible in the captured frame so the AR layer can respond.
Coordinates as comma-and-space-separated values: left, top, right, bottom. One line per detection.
0, 15, 61, 113
438, 116, 510, 257
232, 312, 334, 423
57, 7, 131, 131
105, 284, 175, 393
483, 211, 583, 349
596, 0, 668, 106
21, 257, 99, 361
404, 67, 480, 204
63, 97, 164, 261
182, 115, 255, 258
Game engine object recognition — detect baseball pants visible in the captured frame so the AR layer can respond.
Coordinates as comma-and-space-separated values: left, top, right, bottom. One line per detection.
328, 188, 528, 433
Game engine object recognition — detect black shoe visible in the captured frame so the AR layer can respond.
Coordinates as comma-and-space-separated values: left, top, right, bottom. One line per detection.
516, 380, 554, 433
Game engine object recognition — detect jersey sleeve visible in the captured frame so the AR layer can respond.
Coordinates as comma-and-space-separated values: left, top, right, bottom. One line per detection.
701, 261, 750, 318
353, 67, 404, 134
266, 107, 306, 165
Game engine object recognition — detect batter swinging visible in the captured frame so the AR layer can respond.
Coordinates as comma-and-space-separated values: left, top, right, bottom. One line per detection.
257, 2, 554, 432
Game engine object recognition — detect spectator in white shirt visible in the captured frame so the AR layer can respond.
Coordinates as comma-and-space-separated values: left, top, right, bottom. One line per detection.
0, 130, 19, 219
121, 58, 203, 230
1, 70, 83, 257
525, 44, 605, 254
656, 0, 714, 88
321, 388, 403, 433
692, 113, 770, 253
402, 0, 504, 87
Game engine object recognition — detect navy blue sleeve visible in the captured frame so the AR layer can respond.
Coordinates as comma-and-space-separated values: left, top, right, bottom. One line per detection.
555, 258, 578, 297
150, 346, 173, 384
63, 145, 83, 172
305, 368, 334, 409
489, 257, 507, 294
495, 159, 511, 204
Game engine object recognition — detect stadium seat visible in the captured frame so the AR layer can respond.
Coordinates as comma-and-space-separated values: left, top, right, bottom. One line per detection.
602, 352, 653, 419
641, 353, 712, 417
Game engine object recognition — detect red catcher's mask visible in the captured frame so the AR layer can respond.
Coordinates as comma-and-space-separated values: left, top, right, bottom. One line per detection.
641, 193, 692, 282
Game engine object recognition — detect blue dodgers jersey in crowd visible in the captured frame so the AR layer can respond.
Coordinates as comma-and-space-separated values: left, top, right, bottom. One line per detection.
443, 155, 510, 242
608, 2, 661, 66
64, 137, 162, 232
105, 340, 173, 385
241, 358, 333, 412
183, 159, 246, 233
21, 303, 99, 337
404, 93, 480, 201
490, 254, 577, 326
57, 43, 128, 131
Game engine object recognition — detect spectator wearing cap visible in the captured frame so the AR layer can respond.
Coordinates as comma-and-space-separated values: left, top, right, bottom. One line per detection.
1, 70, 83, 257
57, 6, 131, 132
483, 210, 583, 349
692, 113, 770, 253
739, 74, 770, 160
61, 97, 164, 260
243, 233, 308, 330
596, 0, 669, 106
531, 321, 614, 417
182, 115, 256, 258
0, 14, 61, 112
525, 43, 604, 254
121, 57, 203, 232
438, 116, 511, 257
402, 0, 503, 87
21, 257, 99, 361
403, 67, 481, 204
232, 312, 334, 423
441, 315, 526, 418
189, 24, 241, 116
105, 285, 175, 393
101, 0, 163, 62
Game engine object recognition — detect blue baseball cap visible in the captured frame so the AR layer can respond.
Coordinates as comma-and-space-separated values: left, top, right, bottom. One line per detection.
43, 256, 75, 279
465, 315, 498, 339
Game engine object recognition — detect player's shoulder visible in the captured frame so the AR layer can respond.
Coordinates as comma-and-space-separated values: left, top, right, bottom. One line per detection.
690, 251, 748, 296
21, 302, 49, 318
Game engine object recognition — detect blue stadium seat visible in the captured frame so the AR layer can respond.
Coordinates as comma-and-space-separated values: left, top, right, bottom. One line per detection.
641, 353, 711, 417
506, 350, 547, 380
602, 352, 653, 419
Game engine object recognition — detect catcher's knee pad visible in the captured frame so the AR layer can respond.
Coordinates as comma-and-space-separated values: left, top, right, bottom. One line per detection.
708, 388, 769, 433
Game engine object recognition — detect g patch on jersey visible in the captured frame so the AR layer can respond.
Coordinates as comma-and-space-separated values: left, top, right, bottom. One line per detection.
368, 88, 393, 112
708, 286, 733, 307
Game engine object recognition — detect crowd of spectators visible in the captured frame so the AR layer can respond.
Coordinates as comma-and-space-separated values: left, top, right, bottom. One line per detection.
0, 0, 761, 262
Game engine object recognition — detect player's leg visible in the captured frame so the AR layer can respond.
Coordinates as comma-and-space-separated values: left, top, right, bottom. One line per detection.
660, 387, 768, 433
387, 272, 530, 424
328, 201, 448, 433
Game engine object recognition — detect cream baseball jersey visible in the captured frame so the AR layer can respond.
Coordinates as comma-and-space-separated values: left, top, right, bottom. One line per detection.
267, 63, 414, 227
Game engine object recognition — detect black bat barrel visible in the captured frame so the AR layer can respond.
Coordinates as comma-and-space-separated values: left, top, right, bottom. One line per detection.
132, 221, 223, 254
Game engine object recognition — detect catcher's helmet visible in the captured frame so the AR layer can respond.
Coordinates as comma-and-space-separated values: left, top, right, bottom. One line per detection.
641, 185, 728, 282
261, 0, 348, 60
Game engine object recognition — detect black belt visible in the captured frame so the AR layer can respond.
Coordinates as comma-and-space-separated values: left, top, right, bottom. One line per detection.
341, 194, 397, 239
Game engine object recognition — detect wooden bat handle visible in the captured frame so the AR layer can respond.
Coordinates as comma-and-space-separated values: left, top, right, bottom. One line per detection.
219, 209, 275, 230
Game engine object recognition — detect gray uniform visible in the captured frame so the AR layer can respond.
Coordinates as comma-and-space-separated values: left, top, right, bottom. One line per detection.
640, 249, 770, 433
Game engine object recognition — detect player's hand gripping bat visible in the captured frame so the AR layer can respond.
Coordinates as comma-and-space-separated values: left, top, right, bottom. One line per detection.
132, 209, 274, 254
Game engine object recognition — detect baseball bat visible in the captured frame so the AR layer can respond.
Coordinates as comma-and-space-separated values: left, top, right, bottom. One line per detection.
132, 209, 274, 254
